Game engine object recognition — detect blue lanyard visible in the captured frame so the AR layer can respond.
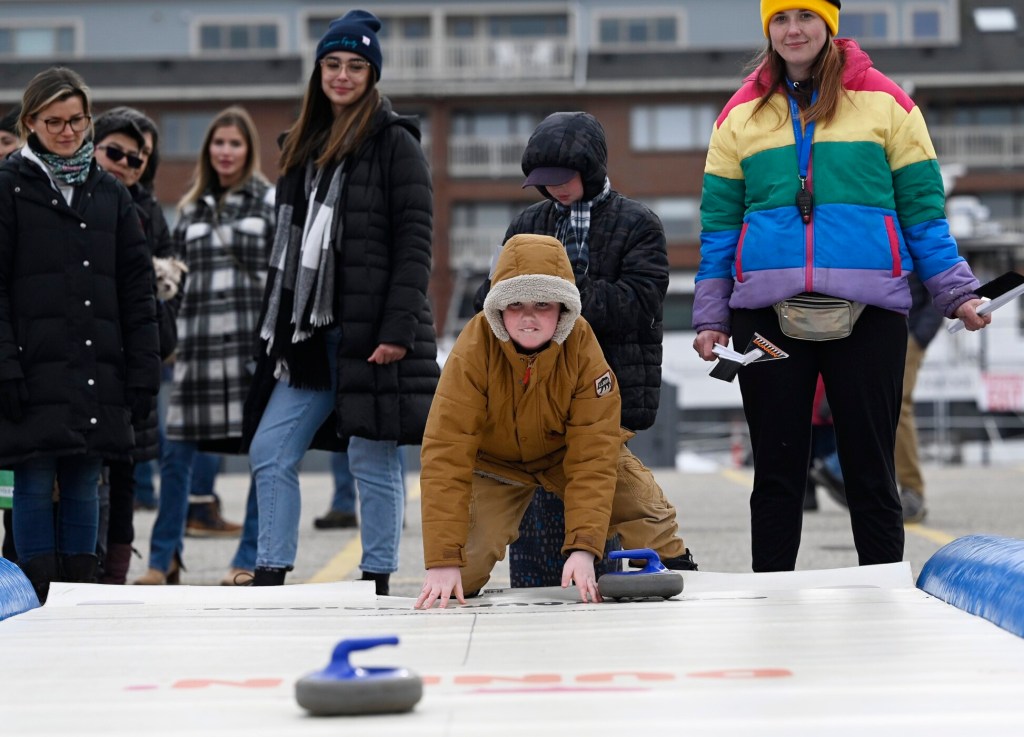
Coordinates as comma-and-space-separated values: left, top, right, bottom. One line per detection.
787, 82, 817, 223
787, 86, 817, 181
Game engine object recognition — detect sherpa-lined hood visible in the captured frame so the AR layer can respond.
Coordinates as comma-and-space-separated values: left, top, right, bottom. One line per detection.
483, 234, 581, 345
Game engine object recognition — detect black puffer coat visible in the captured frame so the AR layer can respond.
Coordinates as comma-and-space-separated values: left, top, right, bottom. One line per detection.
128, 183, 177, 462
0, 151, 160, 465
243, 98, 438, 450
475, 112, 668, 431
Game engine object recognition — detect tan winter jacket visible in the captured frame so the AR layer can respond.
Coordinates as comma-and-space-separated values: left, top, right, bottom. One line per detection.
421, 234, 621, 568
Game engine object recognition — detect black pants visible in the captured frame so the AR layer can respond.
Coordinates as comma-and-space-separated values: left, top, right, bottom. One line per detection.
732, 305, 906, 571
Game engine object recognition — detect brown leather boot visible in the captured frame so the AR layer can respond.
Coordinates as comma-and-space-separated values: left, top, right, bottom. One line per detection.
99, 543, 134, 585
133, 554, 182, 585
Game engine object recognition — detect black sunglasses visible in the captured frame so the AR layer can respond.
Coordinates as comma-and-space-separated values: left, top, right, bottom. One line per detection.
97, 144, 144, 170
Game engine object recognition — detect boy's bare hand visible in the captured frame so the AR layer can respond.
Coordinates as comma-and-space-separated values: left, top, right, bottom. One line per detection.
562, 551, 602, 603
414, 567, 466, 610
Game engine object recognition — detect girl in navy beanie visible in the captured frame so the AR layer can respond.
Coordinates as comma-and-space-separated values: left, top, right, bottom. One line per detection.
315, 9, 383, 81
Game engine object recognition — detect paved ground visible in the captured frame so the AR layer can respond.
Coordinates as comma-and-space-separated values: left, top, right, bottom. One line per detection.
126, 457, 1024, 597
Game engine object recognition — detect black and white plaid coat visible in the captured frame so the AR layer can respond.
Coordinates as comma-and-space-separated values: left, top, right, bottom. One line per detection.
166, 177, 274, 447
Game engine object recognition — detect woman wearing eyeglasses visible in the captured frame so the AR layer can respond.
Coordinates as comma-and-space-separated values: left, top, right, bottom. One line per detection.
0, 67, 160, 603
241, 10, 438, 592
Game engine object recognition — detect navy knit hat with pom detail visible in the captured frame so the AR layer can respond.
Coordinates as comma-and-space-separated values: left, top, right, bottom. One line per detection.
315, 9, 383, 81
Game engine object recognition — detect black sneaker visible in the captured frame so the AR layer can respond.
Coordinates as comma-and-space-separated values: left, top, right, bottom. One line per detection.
313, 510, 358, 530
661, 549, 698, 571
900, 488, 927, 524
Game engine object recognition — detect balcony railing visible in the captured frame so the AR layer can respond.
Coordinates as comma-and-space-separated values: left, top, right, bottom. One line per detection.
448, 134, 531, 178
931, 124, 1024, 169
449, 226, 506, 270
381, 38, 572, 82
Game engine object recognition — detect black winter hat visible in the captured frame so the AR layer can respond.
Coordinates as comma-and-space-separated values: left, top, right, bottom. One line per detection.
521, 112, 608, 202
315, 9, 383, 81
0, 104, 21, 135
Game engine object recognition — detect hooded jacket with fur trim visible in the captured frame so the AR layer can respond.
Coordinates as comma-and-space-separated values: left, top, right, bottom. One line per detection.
420, 234, 622, 568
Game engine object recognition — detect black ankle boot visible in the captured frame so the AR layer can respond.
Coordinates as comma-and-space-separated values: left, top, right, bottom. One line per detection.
19, 553, 60, 604
61, 553, 99, 583
252, 567, 288, 586
359, 571, 390, 596
661, 549, 699, 571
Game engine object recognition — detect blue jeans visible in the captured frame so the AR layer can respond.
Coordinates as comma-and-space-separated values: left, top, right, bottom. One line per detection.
229, 478, 259, 571
329, 452, 357, 514
147, 441, 223, 572
12, 455, 103, 560
251, 329, 404, 573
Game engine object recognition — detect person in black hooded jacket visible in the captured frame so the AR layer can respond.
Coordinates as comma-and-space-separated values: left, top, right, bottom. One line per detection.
474, 111, 690, 586
241, 10, 438, 593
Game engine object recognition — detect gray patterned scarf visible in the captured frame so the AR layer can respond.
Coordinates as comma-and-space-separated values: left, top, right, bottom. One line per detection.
32, 139, 94, 186
554, 176, 611, 279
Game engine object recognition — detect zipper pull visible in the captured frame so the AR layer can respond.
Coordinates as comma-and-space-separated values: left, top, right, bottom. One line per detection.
522, 355, 537, 389
796, 176, 813, 224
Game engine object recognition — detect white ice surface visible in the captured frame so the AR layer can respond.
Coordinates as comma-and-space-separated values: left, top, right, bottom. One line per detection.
2, 564, 1023, 736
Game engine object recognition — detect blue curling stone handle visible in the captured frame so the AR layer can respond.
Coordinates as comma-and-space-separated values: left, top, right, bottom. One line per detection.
320, 636, 405, 681
608, 548, 669, 574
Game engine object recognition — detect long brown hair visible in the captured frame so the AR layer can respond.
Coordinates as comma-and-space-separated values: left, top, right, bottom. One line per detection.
178, 105, 266, 210
748, 38, 847, 128
278, 64, 381, 172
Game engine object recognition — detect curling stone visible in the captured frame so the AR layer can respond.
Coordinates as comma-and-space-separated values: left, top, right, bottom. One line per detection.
598, 548, 684, 601
295, 636, 423, 716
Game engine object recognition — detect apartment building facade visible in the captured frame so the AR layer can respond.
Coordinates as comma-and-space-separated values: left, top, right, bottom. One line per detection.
1, 0, 1021, 335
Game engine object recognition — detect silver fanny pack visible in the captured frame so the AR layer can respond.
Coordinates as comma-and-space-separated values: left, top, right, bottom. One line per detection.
773, 293, 866, 341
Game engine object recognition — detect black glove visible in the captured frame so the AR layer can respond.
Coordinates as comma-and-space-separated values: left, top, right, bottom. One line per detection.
0, 379, 28, 423
126, 388, 153, 426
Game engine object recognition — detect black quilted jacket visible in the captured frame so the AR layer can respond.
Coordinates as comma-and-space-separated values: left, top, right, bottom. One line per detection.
476, 112, 668, 431
243, 98, 438, 450
0, 152, 160, 465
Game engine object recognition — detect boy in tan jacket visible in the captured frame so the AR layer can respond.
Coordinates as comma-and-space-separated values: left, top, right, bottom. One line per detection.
416, 234, 695, 609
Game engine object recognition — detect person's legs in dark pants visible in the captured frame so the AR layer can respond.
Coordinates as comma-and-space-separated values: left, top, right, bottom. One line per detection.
820, 306, 906, 566
101, 461, 137, 584
733, 307, 820, 572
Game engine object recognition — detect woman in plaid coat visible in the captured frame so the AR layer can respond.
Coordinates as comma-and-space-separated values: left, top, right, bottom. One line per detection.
136, 106, 274, 585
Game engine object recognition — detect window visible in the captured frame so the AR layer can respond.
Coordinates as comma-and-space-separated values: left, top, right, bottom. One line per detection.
842, 11, 891, 42
631, 105, 717, 151
911, 10, 941, 39
0, 24, 75, 57
487, 15, 567, 38
161, 112, 216, 158
597, 16, 678, 47
973, 7, 1018, 32
641, 197, 701, 242
197, 21, 280, 53
452, 111, 539, 137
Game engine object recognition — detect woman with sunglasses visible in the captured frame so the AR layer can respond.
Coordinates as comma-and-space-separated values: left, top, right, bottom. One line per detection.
90, 108, 182, 584
0, 67, 160, 603
241, 10, 438, 592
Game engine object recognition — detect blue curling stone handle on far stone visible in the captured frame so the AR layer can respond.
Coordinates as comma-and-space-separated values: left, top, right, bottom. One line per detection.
597, 548, 685, 600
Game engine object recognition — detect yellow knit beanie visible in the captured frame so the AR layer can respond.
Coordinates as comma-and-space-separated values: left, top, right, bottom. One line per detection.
761, 0, 841, 37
